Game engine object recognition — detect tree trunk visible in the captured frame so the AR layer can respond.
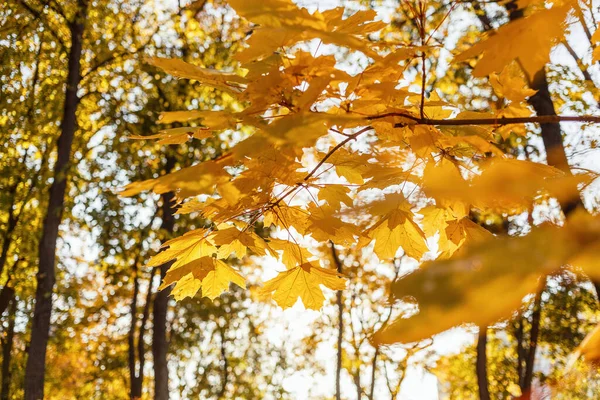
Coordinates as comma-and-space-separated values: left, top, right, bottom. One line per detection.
24, 2, 88, 398
331, 244, 343, 400
476, 327, 490, 400
130, 266, 155, 399
153, 157, 176, 400
128, 263, 140, 398
152, 258, 172, 400
0, 295, 16, 400
521, 289, 543, 399
0, 288, 14, 319
217, 329, 229, 399
515, 317, 526, 388
367, 347, 378, 400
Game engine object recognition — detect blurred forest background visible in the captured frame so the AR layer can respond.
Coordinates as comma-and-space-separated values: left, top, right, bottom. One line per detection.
2, 0, 600, 399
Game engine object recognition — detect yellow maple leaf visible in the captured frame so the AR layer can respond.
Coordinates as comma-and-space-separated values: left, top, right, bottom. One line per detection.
162, 257, 245, 301
121, 160, 231, 199
489, 62, 537, 103
157, 110, 239, 128
209, 226, 269, 259
259, 262, 346, 310
365, 194, 428, 260
129, 127, 213, 145
455, 2, 574, 79
374, 211, 600, 345
423, 158, 587, 213
148, 229, 216, 269
147, 57, 247, 93
267, 238, 315, 269
572, 323, 600, 366
229, 0, 381, 62
318, 185, 353, 211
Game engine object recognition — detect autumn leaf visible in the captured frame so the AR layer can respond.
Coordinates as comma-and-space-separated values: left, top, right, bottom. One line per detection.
455, 1, 574, 78
120, 160, 231, 199
147, 57, 247, 93
374, 211, 600, 345
129, 127, 213, 144
318, 185, 353, 211
364, 193, 428, 260
259, 262, 346, 310
229, 0, 382, 62
161, 256, 246, 300
571, 323, 600, 366
423, 158, 587, 213
148, 229, 216, 270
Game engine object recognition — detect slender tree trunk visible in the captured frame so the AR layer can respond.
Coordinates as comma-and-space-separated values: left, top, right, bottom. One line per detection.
217, 329, 229, 399
152, 257, 172, 400
516, 318, 526, 388
521, 289, 543, 399
130, 266, 155, 399
0, 288, 14, 320
153, 156, 176, 400
367, 348, 379, 400
24, 2, 88, 398
0, 185, 19, 317
129, 262, 143, 399
476, 327, 490, 400
354, 373, 361, 400
330, 244, 343, 400
0, 295, 16, 400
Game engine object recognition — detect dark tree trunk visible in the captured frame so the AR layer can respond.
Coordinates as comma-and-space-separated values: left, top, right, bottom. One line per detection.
129, 264, 141, 399
515, 318, 526, 388
0, 288, 14, 319
217, 329, 229, 399
367, 347, 378, 400
0, 184, 19, 317
0, 295, 16, 400
152, 257, 172, 400
0, 197, 16, 278
153, 156, 176, 400
476, 327, 490, 400
521, 289, 543, 399
24, 2, 88, 399
330, 244, 343, 400
129, 265, 155, 400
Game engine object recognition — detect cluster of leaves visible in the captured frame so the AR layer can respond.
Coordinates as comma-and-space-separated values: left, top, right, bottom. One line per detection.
124, 0, 600, 353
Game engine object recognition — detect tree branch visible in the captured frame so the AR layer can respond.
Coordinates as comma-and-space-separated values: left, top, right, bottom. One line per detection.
366, 112, 600, 127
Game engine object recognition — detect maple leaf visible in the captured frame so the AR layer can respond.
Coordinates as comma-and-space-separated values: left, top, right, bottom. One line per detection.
318, 185, 353, 211
228, 0, 382, 62
593, 27, 600, 62
209, 226, 269, 259
161, 256, 246, 300
259, 262, 346, 310
147, 57, 247, 93
121, 160, 231, 199
455, 2, 574, 79
374, 211, 600, 345
148, 229, 216, 270
129, 127, 213, 145
423, 158, 588, 214
157, 110, 239, 129
364, 193, 428, 260
267, 238, 316, 269
572, 323, 600, 366
489, 62, 537, 103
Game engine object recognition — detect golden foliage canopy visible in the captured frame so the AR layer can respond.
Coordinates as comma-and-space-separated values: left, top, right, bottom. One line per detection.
124, 0, 600, 355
